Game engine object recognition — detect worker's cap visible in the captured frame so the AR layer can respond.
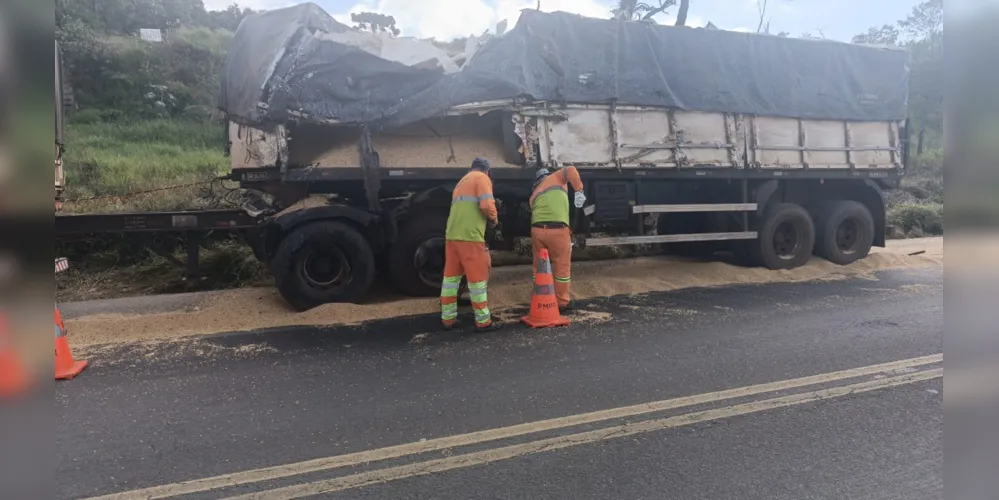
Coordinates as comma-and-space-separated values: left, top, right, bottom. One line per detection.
534, 168, 550, 180
471, 157, 491, 171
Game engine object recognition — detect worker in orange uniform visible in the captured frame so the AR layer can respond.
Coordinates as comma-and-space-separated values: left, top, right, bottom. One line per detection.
530, 165, 585, 311
440, 158, 502, 332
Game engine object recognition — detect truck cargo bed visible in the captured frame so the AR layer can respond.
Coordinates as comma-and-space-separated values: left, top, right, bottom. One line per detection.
229, 103, 902, 173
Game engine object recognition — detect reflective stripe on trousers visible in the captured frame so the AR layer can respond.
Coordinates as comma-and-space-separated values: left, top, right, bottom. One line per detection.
531, 227, 573, 307
467, 280, 491, 326
440, 276, 461, 321
440, 240, 493, 326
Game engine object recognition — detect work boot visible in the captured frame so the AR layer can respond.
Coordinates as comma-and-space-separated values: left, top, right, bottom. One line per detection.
560, 301, 575, 312
441, 320, 460, 332
474, 321, 503, 333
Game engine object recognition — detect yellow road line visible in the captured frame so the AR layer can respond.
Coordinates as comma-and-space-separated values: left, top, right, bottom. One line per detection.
227, 368, 943, 500
84, 354, 942, 500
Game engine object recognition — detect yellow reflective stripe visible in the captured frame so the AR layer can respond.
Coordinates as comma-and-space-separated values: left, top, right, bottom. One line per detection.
468, 280, 487, 303
474, 307, 491, 324
554, 276, 571, 283
441, 303, 458, 320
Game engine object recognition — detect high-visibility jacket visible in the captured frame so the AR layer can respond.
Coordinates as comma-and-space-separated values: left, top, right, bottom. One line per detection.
446, 170, 498, 242
530, 166, 584, 225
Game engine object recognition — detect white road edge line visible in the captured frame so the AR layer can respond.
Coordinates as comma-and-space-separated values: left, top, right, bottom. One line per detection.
83, 354, 942, 500
226, 369, 943, 500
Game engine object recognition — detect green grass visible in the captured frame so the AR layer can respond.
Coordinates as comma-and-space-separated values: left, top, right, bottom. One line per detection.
887, 202, 943, 237
62, 118, 228, 213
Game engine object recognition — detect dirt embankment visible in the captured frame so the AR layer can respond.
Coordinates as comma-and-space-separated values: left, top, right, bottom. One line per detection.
64, 238, 942, 347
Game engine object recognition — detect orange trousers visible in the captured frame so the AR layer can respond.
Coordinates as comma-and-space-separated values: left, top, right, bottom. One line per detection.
441, 240, 493, 327
531, 227, 572, 307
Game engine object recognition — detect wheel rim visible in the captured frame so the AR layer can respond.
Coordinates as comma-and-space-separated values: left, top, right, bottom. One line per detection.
299, 246, 351, 290
835, 218, 861, 255
773, 221, 800, 260
413, 235, 446, 288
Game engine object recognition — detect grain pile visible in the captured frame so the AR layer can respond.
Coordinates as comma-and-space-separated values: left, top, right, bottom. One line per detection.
65, 238, 943, 346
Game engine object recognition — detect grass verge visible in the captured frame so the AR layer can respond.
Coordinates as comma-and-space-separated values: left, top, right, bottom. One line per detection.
62, 117, 228, 213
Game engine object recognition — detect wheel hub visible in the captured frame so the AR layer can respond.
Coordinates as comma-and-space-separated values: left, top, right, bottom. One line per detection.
773, 221, 800, 260
301, 247, 350, 288
414, 236, 446, 288
835, 219, 860, 254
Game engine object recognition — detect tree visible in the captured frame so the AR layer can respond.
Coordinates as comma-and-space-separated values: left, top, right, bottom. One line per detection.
898, 0, 942, 39
56, 0, 244, 119
754, 0, 793, 34
853, 0, 943, 159
206, 4, 257, 32
612, 0, 690, 25
851, 24, 900, 45
674, 0, 690, 26
351, 12, 400, 36
756, 0, 770, 33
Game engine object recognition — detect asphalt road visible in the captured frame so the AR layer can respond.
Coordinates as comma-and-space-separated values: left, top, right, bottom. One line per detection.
56, 267, 943, 500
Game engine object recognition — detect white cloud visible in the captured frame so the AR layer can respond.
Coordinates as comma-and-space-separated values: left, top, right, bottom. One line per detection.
652, 13, 707, 27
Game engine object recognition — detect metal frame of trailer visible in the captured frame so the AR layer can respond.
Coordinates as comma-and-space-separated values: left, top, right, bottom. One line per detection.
55, 209, 259, 279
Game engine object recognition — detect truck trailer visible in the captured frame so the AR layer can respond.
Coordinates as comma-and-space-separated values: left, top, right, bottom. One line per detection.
57, 4, 911, 312
216, 4, 909, 311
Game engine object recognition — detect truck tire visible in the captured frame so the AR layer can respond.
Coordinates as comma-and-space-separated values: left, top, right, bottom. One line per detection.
814, 200, 874, 265
754, 202, 815, 270
390, 211, 449, 297
271, 221, 375, 311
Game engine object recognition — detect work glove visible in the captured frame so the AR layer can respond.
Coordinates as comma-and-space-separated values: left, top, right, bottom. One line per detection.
574, 191, 586, 208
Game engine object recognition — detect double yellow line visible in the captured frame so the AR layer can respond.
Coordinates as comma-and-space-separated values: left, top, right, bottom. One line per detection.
86, 354, 942, 500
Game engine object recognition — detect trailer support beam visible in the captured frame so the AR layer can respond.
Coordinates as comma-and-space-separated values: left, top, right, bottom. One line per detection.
585, 231, 758, 247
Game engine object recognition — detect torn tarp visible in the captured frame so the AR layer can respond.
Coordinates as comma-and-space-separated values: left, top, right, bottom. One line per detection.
221, 3, 910, 129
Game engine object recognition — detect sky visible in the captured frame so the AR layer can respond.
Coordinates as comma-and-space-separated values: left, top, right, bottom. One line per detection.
202, 0, 923, 42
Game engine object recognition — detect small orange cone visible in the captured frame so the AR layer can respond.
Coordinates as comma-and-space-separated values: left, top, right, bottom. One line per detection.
55, 306, 87, 380
522, 249, 571, 329
0, 313, 30, 398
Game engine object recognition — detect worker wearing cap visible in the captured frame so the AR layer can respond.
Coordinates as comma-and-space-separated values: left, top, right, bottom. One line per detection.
440, 157, 501, 332
530, 165, 585, 310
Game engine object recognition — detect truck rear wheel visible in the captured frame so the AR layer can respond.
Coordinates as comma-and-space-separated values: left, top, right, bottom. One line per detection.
272, 221, 375, 311
814, 200, 874, 265
390, 212, 448, 297
753, 202, 815, 270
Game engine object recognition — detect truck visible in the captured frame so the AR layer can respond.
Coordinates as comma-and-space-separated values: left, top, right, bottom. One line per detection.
57, 4, 911, 312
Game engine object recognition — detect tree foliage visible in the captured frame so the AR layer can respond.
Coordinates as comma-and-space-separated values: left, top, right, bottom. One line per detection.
351, 12, 400, 36
853, 0, 943, 151
56, 0, 256, 120
613, 0, 690, 25
851, 24, 900, 45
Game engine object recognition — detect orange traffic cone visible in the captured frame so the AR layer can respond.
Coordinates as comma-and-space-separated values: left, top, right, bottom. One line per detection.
522, 249, 571, 329
55, 306, 87, 380
0, 313, 30, 398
